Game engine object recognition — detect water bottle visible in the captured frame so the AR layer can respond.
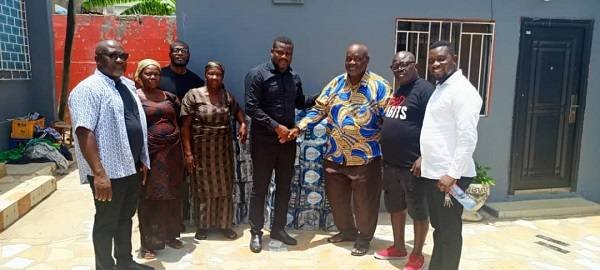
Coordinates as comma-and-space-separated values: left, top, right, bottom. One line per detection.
449, 184, 476, 210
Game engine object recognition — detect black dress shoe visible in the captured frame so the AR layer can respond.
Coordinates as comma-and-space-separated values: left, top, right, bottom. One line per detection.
249, 233, 262, 253
270, 230, 297, 246
115, 261, 154, 270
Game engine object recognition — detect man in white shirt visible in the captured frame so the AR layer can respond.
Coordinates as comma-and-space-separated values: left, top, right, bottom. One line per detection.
420, 40, 482, 270
69, 40, 153, 270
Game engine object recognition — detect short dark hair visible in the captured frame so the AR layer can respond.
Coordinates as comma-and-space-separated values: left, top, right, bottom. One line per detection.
430, 40, 456, 55
272, 36, 293, 48
170, 40, 189, 51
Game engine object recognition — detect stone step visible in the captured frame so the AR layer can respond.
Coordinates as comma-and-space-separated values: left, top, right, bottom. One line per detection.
0, 175, 57, 231
0, 163, 6, 178
0, 162, 58, 232
483, 197, 600, 219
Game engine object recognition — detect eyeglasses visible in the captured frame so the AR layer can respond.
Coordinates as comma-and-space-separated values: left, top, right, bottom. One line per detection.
272, 49, 292, 57
98, 52, 129, 61
171, 48, 189, 54
390, 61, 415, 71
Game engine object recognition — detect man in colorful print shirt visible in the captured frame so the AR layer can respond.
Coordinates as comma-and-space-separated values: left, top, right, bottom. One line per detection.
291, 43, 392, 256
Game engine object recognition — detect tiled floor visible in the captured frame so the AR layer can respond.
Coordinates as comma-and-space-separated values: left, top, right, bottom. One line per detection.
1, 169, 600, 269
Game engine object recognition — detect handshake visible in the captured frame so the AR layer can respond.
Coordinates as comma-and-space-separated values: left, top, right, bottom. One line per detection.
275, 125, 302, 144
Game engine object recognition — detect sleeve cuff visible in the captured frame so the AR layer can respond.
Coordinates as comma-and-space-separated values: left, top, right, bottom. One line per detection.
270, 119, 280, 129
297, 120, 307, 131
447, 169, 462, 180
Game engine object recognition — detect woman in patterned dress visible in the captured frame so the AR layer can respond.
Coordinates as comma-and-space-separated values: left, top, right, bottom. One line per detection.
181, 61, 248, 240
134, 59, 185, 259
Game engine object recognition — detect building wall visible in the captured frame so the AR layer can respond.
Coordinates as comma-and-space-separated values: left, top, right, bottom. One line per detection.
178, 0, 600, 202
0, 0, 56, 150
53, 15, 177, 111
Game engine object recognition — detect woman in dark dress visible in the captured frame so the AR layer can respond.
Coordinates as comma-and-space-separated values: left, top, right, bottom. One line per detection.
134, 59, 185, 258
181, 61, 248, 240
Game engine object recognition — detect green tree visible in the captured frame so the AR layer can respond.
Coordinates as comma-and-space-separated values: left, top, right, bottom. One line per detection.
81, 0, 176, 15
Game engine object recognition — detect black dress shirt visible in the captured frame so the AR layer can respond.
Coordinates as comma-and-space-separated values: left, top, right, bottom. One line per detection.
244, 61, 316, 139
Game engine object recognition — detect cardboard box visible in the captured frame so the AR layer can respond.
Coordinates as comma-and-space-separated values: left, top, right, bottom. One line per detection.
10, 117, 45, 139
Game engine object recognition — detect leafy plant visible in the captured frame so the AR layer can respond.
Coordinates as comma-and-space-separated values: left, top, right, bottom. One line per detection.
81, 0, 176, 16
474, 163, 496, 186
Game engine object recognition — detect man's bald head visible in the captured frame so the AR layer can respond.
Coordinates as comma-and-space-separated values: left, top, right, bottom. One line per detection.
345, 43, 370, 82
346, 43, 369, 58
95, 40, 122, 55
94, 40, 127, 79
394, 51, 415, 62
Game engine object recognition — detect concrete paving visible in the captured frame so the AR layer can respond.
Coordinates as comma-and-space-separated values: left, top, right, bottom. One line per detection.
1, 169, 600, 269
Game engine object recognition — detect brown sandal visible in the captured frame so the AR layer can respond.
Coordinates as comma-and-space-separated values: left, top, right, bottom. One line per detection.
221, 228, 238, 240
140, 248, 156, 259
327, 232, 356, 243
166, 239, 184, 249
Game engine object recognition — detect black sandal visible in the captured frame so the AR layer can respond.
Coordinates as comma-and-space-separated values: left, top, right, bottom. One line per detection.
351, 241, 370, 256
195, 229, 208, 240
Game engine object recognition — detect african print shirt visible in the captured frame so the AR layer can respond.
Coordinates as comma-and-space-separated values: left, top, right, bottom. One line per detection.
297, 71, 392, 166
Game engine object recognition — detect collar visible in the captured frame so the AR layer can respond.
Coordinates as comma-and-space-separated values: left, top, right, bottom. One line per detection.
344, 70, 371, 88
266, 60, 293, 74
94, 69, 119, 86
395, 76, 419, 94
436, 69, 462, 86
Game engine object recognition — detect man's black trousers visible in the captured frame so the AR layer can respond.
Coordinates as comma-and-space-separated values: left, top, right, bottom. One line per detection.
423, 177, 473, 270
88, 173, 140, 270
249, 137, 296, 234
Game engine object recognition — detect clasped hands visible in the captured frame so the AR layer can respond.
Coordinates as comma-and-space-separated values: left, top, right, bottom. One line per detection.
275, 125, 301, 144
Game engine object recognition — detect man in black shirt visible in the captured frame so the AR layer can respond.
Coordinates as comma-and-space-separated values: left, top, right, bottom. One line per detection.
245, 36, 315, 253
159, 40, 203, 227
159, 40, 204, 100
376, 51, 434, 270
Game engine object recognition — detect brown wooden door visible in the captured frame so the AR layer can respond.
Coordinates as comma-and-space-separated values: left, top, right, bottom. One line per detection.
510, 19, 592, 191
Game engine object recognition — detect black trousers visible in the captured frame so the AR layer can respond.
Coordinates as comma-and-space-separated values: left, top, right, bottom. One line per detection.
424, 177, 473, 270
249, 136, 296, 234
88, 173, 140, 270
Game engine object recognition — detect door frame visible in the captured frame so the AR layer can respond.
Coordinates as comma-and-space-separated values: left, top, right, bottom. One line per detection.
509, 18, 594, 194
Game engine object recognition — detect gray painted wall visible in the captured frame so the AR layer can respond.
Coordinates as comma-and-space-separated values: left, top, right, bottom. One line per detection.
178, 0, 600, 202
0, 0, 56, 150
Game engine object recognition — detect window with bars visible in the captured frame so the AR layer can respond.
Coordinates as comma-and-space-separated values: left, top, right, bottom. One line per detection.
395, 19, 495, 115
0, 0, 31, 80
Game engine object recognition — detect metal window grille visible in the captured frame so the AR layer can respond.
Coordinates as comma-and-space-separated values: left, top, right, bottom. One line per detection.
395, 19, 495, 115
0, 0, 31, 80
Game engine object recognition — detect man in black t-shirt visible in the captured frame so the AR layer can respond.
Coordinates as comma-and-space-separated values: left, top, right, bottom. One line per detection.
159, 40, 204, 100
159, 40, 204, 230
375, 51, 434, 270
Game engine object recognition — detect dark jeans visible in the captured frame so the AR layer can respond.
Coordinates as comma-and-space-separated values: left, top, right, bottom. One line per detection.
88, 173, 140, 270
424, 177, 473, 270
249, 137, 296, 234
323, 158, 383, 243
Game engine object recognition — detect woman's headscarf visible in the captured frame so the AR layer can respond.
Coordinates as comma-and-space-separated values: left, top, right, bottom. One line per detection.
134, 58, 161, 83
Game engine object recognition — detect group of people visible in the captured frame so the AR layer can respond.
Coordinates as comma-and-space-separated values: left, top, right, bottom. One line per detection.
69, 35, 481, 270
